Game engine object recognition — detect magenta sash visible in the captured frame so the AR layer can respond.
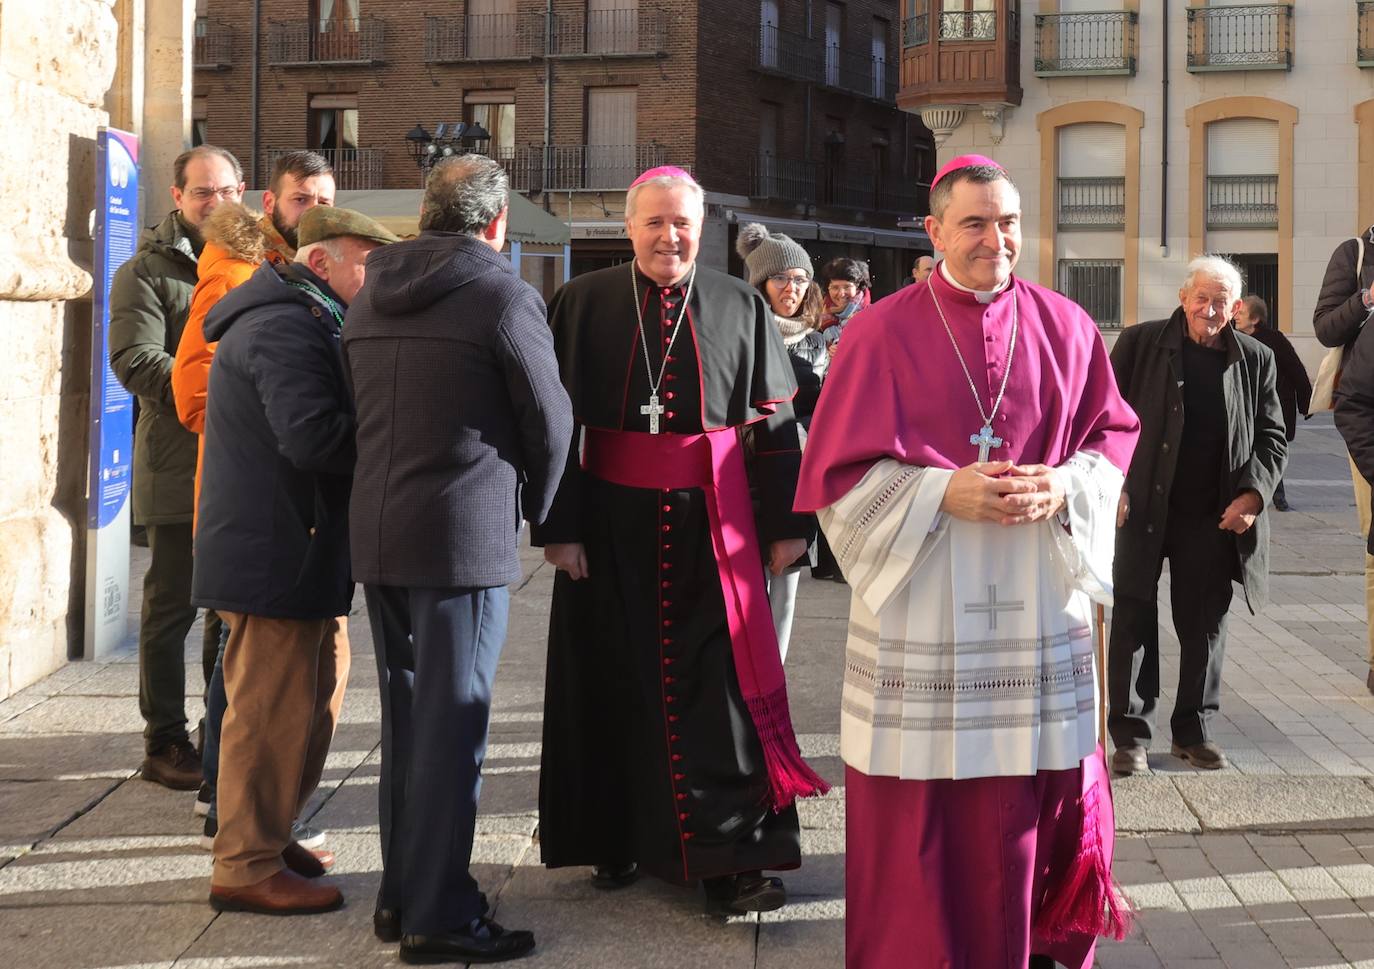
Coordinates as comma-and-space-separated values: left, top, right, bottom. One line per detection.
584, 426, 829, 810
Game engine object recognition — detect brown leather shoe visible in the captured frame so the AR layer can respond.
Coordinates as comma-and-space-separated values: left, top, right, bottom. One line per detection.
282, 840, 335, 878
1111, 745, 1149, 776
1171, 740, 1229, 770
140, 740, 203, 791
209, 869, 343, 915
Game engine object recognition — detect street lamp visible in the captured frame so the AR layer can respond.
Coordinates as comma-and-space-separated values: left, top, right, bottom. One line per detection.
404, 121, 494, 170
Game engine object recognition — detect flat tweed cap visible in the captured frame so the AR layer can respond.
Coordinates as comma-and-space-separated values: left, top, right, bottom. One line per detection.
297, 206, 400, 248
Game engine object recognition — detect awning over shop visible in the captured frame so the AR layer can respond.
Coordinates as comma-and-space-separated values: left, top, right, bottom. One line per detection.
731, 211, 928, 249
242, 189, 572, 246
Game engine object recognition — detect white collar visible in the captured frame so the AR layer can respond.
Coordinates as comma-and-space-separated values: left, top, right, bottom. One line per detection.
939, 261, 1011, 304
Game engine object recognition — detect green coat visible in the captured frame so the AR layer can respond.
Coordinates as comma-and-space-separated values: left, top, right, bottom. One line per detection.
109, 211, 202, 525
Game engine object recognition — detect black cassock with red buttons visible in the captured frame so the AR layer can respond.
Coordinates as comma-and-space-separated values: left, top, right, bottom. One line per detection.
532, 262, 810, 884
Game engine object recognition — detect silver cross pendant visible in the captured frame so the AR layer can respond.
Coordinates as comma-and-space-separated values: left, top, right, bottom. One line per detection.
641, 394, 665, 434
970, 423, 1004, 462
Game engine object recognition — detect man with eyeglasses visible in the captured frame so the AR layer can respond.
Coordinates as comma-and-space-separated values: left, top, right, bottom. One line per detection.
110, 145, 245, 791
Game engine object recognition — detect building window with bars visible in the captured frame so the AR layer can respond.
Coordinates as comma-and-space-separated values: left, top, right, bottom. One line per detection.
309, 94, 359, 156
1057, 259, 1123, 330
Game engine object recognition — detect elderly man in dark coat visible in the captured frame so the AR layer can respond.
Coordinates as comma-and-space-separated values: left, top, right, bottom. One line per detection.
344, 155, 572, 965
194, 207, 398, 915
1106, 255, 1287, 777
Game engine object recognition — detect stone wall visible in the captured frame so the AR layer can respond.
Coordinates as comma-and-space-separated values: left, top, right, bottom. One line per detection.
0, 1, 190, 700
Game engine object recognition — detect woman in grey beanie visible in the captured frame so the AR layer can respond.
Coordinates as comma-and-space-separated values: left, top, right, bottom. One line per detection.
736, 222, 826, 663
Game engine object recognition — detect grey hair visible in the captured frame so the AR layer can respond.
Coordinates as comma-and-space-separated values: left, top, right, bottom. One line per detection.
1182, 254, 1245, 301
626, 174, 704, 221
295, 238, 345, 264
928, 164, 1016, 220
1241, 293, 1268, 326
420, 155, 509, 235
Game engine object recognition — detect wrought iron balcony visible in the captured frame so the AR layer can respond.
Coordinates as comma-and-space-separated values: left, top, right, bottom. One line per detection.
1359, 1, 1374, 67
194, 17, 234, 70
758, 23, 895, 101
1035, 12, 1136, 76
1056, 177, 1126, 229
749, 154, 924, 215
265, 147, 386, 191
902, 13, 929, 49
267, 17, 385, 66
424, 14, 544, 62
939, 9, 998, 42
1206, 174, 1279, 228
502, 144, 667, 192
548, 6, 666, 56
1186, 4, 1292, 72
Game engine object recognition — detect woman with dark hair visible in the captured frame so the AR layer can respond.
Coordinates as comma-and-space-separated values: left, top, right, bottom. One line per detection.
819, 256, 872, 347
736, 222, 827, 661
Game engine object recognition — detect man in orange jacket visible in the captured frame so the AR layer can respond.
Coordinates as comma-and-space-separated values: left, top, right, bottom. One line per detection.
172, 150, 336, 849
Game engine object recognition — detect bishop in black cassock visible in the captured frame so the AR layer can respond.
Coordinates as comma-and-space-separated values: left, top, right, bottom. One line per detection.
532, 168, 824, 914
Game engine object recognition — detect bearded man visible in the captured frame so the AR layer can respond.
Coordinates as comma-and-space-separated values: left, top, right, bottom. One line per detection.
533, 167, 827, 915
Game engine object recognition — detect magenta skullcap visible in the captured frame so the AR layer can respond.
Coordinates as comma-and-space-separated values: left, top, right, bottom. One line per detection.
629, 165, 698, 188
930, 154, 1006, 191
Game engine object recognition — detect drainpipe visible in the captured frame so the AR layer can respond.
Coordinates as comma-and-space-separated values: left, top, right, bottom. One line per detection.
1160, 0, 1169, 255
544, 0, 553, 205
250, 0, 261, 187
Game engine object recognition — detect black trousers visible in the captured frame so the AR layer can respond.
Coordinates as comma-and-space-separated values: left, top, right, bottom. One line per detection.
1107, 515, 1235, 749
366, 583, 509, 936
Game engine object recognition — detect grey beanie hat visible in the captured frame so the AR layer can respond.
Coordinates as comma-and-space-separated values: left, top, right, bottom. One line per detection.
735, 222, 813, 286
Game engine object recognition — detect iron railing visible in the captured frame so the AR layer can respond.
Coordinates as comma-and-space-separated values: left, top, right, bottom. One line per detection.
1057, 259, 1123, 330
758, 23, 895, 100
1056, 177, 1126, 228
194, 17, 234, 69
1359, 1, 1374, 66
1206, 174, 1279, 228
903, 12, 929, 48
501, 144, 667, 192
1186, 4, 1292, 71
1035, 12, 1136, 75
267, 17, 385, 66
548, 6, 666, 56
749, 155, 923, 214
939, 9, 997, 41
265, 147, 385, 191
424, 14, 544, 61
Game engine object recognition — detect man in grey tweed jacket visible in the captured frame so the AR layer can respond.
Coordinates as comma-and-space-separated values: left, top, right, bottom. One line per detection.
343, 155, 572, 965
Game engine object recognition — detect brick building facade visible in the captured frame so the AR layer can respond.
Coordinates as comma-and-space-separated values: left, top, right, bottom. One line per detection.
195, 0, 932, 292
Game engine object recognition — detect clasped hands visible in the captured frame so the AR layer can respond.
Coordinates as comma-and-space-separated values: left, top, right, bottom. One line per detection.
940, 460, 1066, 526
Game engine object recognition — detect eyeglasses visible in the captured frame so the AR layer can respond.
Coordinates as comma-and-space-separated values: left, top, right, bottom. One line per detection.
186, 186, 242, 202
768, 273, 811, 289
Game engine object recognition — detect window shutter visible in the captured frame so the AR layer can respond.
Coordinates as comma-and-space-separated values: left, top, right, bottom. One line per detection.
1058, 123, 1125, 178
1207, 119, 1279, 176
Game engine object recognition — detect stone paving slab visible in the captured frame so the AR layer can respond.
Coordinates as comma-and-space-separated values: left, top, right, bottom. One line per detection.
1174, 776, 1374, 832
0, 778, 117, 847
1112, 776, 1203, 833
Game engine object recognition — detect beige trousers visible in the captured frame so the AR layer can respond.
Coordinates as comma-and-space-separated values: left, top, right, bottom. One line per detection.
1349, 454, 1374, 669
212, 612, 350, 887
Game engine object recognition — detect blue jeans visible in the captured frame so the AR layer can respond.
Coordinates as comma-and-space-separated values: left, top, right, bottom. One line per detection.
202, 617, 231, 813
366, 584, 509, 936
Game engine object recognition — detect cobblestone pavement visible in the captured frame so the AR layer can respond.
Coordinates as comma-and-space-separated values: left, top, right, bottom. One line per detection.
0, 415, 1372, 967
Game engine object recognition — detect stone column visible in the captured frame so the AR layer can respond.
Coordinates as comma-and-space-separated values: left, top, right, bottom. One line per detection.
0, 1, 191, 699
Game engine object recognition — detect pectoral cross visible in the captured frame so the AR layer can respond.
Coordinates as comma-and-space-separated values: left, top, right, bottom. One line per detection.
641, 394, 665, 434
970, 423, 1004, 462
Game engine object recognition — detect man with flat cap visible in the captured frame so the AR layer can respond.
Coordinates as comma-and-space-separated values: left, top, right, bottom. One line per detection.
193, 205, 398, 915
533, 166, 827, 917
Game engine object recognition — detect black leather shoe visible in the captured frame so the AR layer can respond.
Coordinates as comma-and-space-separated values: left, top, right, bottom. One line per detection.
590, 862, 638, 890
1367, 667, 1374, 696
400, 918, 535, 964
375, 906, 401, 943
703, 871, 786, 915
1111, 745, 1149, 776
1172, 740, 1229, 770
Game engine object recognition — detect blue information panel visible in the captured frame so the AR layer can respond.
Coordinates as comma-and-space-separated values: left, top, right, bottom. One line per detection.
84, 128, 139, 660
